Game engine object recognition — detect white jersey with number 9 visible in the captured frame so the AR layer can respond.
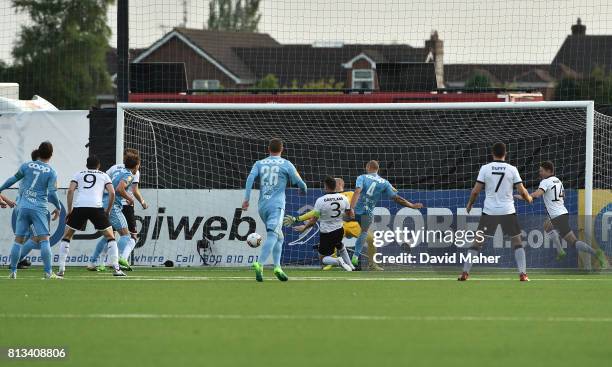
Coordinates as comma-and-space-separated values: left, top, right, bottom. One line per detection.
71, 170, 112, 208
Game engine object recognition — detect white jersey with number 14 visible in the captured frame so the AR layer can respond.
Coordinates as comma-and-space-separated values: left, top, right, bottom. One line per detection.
538, 176, 568, 219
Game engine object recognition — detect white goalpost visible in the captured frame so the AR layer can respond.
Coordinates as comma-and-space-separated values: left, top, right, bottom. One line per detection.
116, 101, 609, 269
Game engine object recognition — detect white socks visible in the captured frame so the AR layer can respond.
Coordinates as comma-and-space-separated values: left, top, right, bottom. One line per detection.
575, 241, 596, 255
514, 247, 527, 274
58, 240, 70, 272
338, 247, 352, 266
547, 230, 564, 254
106, 240, 120, 271
463, 249, 478, 273
322, 256, 340, 266
121, 237, 136, 259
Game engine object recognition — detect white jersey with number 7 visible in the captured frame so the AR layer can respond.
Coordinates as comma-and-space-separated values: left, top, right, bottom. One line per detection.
476, 161, 522, 215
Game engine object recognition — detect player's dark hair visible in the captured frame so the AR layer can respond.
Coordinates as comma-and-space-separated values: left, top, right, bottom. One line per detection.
87, 155, 101, 169
491, 142, 506, 158
38, 141, 53, 160
269, 138, 283, 153
540, 161, 554, 173
31, 149, 40, 161
124, 154, 140, 170
323, 176, 336, 191
124, 148, 140, 158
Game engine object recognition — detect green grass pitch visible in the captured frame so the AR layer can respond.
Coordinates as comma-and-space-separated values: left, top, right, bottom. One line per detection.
1, 267, 612, 366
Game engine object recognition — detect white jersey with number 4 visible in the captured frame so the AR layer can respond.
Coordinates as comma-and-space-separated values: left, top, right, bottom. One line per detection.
314, 193, 350, 233
476, 161, 522, 215
71, 170, 112, 208
107, 164, 140, 205
538, 176, 568, 219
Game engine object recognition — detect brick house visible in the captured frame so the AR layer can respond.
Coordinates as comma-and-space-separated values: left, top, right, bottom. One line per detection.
130, 27, 439, 90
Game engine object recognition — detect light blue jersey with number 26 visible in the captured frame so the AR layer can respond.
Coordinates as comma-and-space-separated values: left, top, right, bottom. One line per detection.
244, 156, 307, 211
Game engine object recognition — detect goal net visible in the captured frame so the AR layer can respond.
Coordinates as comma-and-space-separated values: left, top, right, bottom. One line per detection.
117, 102, 611, 270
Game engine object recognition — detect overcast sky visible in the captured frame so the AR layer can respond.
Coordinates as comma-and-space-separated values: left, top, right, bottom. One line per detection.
1, 0, 611, 64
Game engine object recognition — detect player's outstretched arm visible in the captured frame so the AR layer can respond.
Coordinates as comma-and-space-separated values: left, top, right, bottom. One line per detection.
242, 163, 259, 210
283, 209, 320, 226
515, 188, 544, 201
0, 172, 23, 193
392, 195, 424, 209
0, 194, 6, 208
294, 217, 317, 233
348, 187, 361, 218
105, 183, 116, 216
289, 163, 307, 194
66, 181, 77, 214
132, 183, 148, 209
515, 183, 533, 204
466, 182, 484, 214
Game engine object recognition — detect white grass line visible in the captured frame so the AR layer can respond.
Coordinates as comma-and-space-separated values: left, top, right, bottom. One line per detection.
2, 276, 612, 281
1, 313, 612, 323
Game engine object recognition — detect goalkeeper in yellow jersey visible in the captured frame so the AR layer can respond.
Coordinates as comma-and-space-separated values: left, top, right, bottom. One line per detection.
291, 178, 383, 271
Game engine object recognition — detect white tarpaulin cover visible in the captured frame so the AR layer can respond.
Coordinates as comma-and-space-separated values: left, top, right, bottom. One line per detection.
0, 110, 89, 187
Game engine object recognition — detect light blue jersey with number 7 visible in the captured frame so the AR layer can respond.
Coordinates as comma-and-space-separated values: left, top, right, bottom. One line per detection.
244, 156, 307, 211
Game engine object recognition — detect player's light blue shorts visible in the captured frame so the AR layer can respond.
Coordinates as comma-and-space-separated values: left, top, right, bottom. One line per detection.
259, 206, 285, 237
15, 208, 50, 237
109, 205, 128, 231
355, 212, 373, 233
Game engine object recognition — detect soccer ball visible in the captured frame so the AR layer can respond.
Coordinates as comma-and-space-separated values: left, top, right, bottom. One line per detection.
246, 232, 263, 248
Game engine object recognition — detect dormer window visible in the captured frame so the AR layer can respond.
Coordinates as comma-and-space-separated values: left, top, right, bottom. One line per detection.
352, 69, 374, 89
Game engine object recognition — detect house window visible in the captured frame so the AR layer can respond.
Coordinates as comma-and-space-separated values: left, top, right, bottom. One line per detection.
192, 79, 220, 90
352, 69, 374, 89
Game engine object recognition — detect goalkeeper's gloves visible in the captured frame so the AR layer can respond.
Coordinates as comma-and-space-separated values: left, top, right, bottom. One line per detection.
283, 215, 298, 227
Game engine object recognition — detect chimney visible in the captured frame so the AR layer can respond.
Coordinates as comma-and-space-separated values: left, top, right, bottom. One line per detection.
571, 18, 586, 35
426, 31, 444, 88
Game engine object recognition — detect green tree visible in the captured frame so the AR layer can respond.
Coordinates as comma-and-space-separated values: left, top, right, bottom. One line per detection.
254, 74, 279, 89
464, 73, 492, 89
9, 0, 114, 109
208, 0, 261, 32
554, 67, 612, 104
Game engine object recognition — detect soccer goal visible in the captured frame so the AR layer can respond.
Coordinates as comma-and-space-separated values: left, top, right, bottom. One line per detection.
116, 101, 611, 269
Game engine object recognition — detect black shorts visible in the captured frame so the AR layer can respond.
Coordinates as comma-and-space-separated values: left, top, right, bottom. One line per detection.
66, 207, 111, 231
122, 205, 137, 234
551, 214, 572, 237
477, 213, 521, 237
318, 227, 345, 256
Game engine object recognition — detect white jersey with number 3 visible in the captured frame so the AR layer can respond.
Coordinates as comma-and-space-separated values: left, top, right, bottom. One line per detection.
314, 193, 350, 233
71, 170, 112, 208
538, 176, 568, 219
476, 161, 522, 215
